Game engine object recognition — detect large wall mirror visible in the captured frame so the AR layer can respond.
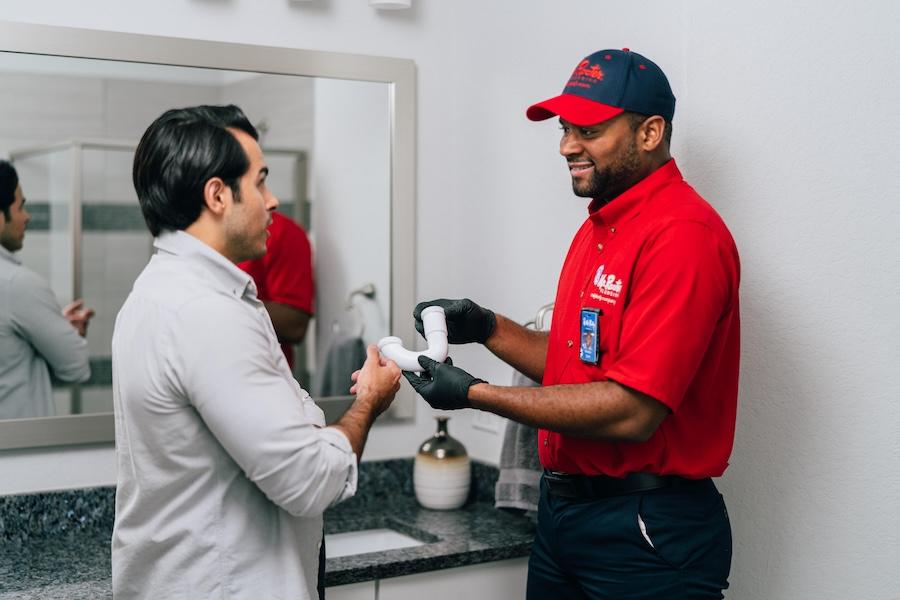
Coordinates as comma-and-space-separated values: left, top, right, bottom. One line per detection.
0, 22, 416, 450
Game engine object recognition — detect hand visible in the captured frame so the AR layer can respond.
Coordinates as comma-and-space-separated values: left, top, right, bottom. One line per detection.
402, 355, 485, 410
413, 298, 496, 344
62, 299, 95, 337
350, 345, 401, 417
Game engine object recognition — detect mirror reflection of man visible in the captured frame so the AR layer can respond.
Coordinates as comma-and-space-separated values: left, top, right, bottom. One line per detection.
238, 210, 314, 370
0, 160, 93, 419
112, 105, 401, 600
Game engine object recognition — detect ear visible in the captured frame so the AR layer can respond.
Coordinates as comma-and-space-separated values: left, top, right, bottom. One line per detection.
636, 115, 666, 152
201, 177, 231, 217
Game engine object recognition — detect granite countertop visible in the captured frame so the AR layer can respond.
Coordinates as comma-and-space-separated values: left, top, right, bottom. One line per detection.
0, 460, 535, 598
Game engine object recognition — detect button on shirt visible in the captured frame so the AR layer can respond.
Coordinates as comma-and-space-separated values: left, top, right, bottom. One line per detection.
0, 246, 90, 419
111, 230, 357, 600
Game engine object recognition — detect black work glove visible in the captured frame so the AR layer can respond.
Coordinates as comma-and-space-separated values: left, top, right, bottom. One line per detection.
413, 298, 496, 344
402, 355, 486, 410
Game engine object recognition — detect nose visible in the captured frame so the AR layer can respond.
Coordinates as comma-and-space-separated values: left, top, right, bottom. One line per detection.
559, 130, 583, 158
266, 190, 279, 211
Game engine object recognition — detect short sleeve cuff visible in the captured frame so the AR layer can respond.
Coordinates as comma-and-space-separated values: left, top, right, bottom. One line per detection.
605, 371, 677, 412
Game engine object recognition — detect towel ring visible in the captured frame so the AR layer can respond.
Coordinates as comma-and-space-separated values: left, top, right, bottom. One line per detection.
524, 302, 554, 331
334, 283, 376, 337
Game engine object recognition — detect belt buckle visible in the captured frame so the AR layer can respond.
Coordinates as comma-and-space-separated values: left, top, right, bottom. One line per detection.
544, 471, 579, 498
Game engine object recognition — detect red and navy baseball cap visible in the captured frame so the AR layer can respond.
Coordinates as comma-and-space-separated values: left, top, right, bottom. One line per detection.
526, 48, 675, 126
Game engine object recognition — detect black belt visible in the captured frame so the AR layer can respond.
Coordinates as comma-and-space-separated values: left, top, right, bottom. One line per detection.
543, 470, 706, 500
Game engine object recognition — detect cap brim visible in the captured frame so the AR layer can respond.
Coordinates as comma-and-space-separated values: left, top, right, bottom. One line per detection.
526, 94, 624, 126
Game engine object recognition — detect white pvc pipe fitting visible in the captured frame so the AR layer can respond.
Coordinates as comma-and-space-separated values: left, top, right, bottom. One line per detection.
378, 306, 448, 372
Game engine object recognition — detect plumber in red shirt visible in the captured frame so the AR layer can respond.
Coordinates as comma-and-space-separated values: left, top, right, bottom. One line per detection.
405, 48, 740, 600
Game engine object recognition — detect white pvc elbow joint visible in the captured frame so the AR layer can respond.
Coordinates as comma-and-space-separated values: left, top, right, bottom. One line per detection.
378, 306, 448, 372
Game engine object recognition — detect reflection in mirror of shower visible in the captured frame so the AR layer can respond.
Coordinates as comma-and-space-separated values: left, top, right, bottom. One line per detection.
9, 140, 309, 416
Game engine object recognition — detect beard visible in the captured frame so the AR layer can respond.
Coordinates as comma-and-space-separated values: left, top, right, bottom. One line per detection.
571, 138, 642, 204
0, 227, 24, 253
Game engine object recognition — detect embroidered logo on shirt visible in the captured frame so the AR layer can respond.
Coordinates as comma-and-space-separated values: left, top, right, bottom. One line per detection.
591, 265, 623, 305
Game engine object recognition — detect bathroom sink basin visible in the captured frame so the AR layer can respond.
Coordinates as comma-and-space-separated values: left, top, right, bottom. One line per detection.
325, 528, 425, 558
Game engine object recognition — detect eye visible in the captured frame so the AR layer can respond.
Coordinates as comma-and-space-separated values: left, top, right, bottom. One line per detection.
579, 127, 597, 137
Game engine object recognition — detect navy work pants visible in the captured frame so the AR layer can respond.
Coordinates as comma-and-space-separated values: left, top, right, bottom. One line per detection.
527, 476, 732, 599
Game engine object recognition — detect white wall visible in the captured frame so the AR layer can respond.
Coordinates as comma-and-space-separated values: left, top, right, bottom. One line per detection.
0, 2, 898, 598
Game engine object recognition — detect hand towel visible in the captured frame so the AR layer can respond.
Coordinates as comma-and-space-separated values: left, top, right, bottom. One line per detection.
494, 369, 542, 517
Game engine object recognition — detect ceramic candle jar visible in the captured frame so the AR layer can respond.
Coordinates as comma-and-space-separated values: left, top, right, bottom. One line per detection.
413, 416, 471, 510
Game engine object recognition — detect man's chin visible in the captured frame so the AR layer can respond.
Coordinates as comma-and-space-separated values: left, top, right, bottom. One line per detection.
248, 248, 267, 261
254, 241, 270, 259
236, 245, 267, 264
1, 238, 24, 253
571, 182, 597, 198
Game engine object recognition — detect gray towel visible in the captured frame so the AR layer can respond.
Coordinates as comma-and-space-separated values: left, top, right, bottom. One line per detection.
314, 335, 366, 397
494, 369, 542, 517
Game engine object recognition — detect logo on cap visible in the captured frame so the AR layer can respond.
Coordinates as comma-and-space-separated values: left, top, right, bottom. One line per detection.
566, 60, 604, 90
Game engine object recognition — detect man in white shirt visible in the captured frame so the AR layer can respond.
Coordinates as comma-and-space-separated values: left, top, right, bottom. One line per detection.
112, 105, 401, 599
0, 160, 93, 419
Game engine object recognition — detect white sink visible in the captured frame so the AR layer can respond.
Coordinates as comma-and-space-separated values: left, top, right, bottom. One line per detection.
325, 528, 425, 558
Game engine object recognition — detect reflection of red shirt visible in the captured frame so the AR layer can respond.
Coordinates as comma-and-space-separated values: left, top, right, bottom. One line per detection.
238, 212, 314, 368
540, 160, 741, 479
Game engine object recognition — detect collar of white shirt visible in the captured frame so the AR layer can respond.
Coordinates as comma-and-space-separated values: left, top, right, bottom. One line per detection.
0, 244, 22, 266
153, 229, 257, 300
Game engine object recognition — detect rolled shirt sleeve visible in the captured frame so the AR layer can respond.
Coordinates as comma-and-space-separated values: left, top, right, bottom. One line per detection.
173, 294, 356, 517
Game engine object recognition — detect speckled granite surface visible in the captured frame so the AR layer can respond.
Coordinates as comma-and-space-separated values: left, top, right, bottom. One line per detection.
0, 488, 115, 545
0, 459, 534, 598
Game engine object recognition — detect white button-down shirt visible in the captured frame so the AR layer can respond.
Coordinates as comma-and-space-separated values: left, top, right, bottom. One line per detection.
111, 230, 357, 600
0, 245, 90, 419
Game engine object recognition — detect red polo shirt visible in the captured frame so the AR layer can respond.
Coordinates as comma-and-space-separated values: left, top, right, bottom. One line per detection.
539, 160, 740, 478
239, 212, 315, 368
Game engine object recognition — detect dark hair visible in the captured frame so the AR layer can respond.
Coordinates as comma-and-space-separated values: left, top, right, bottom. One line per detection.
626, 111, 673, 147
132, 104, 259, 236
0, 160, 19, 221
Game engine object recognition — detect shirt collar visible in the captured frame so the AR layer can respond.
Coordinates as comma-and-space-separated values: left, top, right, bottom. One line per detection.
0, 244, 22, 266
588, 159, 683, 226
153, 230, 256, 299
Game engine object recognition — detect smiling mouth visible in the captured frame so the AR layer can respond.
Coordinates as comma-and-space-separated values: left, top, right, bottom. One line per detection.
568, 161, 594, 177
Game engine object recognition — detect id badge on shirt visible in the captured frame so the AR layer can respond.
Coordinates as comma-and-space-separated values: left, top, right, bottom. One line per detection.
579, 308, 601, 364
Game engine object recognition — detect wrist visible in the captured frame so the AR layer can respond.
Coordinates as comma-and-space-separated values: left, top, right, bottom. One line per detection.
467, 381, 489, 408
480, 309, 497, 343
345, 396, 379, 428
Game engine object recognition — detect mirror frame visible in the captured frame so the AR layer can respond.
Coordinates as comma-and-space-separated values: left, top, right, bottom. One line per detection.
0, 21, 416, 450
